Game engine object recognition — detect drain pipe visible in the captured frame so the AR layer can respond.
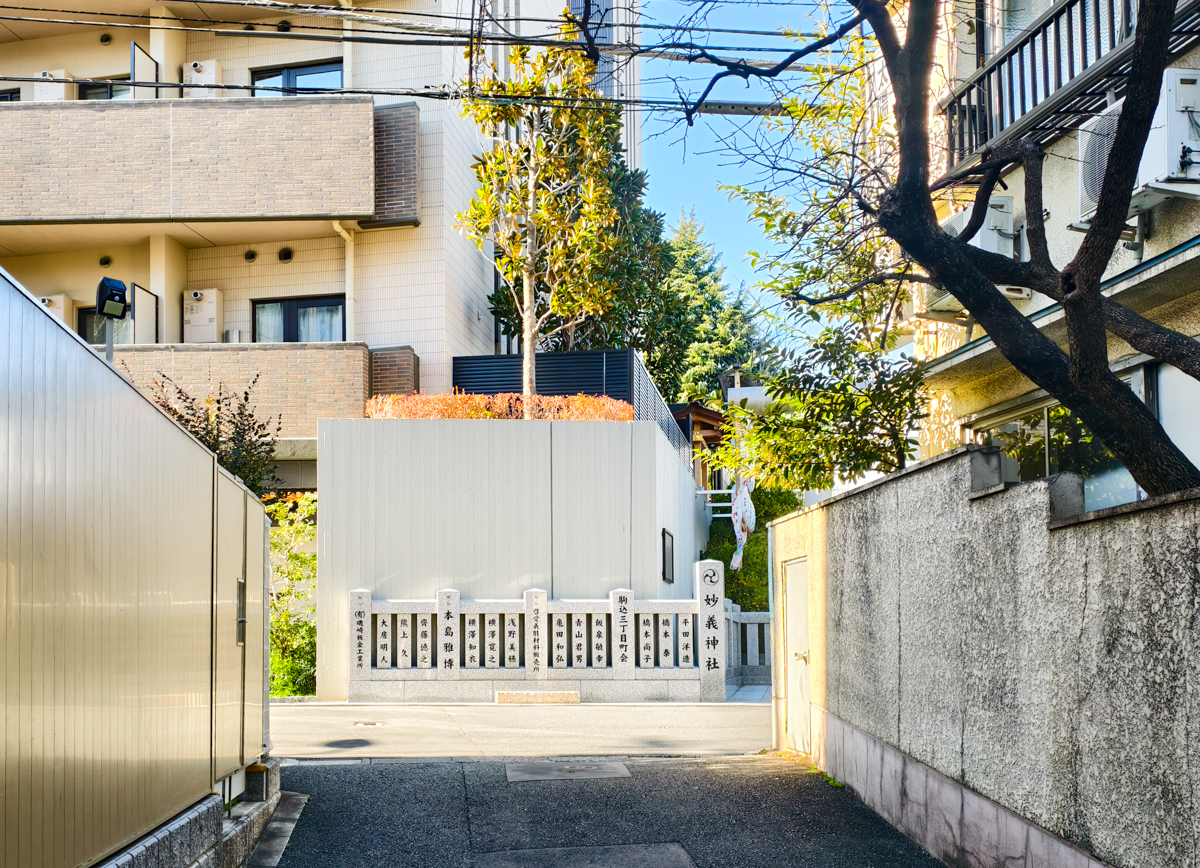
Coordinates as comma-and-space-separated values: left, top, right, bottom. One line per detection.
332, 221, 356, 341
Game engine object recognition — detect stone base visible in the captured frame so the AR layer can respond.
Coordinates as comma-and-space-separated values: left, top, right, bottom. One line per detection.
496, 690, 581, 704
349, 678, 706, 703
809, 706, 1108, 868
98, 759, 283, 868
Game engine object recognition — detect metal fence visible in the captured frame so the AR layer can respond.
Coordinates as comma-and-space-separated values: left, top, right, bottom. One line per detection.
0, 266, 269, 868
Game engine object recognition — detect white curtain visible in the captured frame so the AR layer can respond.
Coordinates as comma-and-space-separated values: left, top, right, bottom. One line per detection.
297, 304, 343, 342
255, 303, 284, 342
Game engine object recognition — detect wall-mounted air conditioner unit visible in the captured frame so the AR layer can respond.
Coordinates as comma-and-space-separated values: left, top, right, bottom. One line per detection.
183, 289, 223, 343
1079, 68, 1200, 222
183, 60, 223, 98
933, 195, 1031, 312
34, 69, 75, 101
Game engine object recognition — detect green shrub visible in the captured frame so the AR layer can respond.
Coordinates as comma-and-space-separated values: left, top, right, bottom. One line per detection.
700, 487, 800, 611
265, 493, 317, 696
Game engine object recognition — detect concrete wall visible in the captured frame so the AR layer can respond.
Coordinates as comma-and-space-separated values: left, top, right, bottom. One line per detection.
768, 447, 1200, 868
317, 419, 708, 700
0, 97, 375, 222
116, 342, 371, 439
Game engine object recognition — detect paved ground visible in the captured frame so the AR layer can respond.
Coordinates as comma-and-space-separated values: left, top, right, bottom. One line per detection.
274, 755, 943, 868
270, 703, 773, 758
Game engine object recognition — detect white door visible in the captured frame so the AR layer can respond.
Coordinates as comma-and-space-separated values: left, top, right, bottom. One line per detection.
784, 559, 810, 752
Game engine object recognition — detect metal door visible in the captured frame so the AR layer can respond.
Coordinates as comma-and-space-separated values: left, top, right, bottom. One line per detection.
214, 471, 246, 780
784, 559, 810, 752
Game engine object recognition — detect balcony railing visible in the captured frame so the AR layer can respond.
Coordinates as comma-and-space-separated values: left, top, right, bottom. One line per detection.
944, 0, 1200, 170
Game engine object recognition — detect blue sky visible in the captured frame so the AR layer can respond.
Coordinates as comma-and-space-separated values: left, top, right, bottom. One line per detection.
636, 0, 821, 294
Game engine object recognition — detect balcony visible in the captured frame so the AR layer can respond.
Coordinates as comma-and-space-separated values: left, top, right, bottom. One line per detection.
0, 96, 377, 223
943, 0, 1200, 171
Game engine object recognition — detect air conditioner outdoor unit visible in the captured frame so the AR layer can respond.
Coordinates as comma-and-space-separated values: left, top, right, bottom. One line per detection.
183, 59, 223, 98
34, 69, 75, 101
931, 196, 1031, 312
1078, 68, 1200, 222
183, 289, 223, 343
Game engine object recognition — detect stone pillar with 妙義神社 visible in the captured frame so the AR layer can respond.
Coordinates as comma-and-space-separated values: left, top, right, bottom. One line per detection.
695, 560, 726, 701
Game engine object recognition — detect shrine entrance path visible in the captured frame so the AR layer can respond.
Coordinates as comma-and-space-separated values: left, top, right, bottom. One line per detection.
274, 754, 942, 868
269, 702, 772, 758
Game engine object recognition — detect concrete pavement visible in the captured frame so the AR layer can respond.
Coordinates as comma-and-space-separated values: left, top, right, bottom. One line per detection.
269, 702, 773, 758
274, 755, 943, 868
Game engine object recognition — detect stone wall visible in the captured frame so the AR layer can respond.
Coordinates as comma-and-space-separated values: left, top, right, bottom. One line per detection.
768, 447, 1200, 868
0, 97, 374, 222
116, 342, 370, 439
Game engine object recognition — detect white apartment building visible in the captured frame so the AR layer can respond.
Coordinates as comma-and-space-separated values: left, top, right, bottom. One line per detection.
0, 1, 641, 427
911, 0, 1200, 511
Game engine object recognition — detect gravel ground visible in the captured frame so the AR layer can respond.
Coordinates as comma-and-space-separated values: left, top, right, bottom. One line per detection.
276, 755, 941, 868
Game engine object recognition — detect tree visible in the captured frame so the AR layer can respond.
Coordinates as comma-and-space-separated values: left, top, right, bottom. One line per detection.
458, 39, 625, 414
265, 493, 317, 696
146, 372, 281, 496
491, 161, 683, 391
685, 0, 1200, 497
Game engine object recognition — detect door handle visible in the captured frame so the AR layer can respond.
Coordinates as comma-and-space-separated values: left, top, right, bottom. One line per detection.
794, 651, 808, 664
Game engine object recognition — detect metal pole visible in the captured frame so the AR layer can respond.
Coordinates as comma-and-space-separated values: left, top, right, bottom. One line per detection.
105, 317, 113, 363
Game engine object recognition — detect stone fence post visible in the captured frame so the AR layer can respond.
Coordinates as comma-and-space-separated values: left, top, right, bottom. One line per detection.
695, 561, 726, 701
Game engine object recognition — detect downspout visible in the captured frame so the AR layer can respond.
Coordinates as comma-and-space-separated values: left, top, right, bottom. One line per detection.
332, 221, 356, 341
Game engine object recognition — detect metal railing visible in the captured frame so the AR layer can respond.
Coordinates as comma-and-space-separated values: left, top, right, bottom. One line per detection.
943, 0, 1200, 169
630, 350, 692, 469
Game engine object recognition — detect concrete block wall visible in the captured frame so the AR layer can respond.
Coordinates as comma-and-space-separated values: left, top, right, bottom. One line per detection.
769, 447, 1200, 868
116, 342, 370, 439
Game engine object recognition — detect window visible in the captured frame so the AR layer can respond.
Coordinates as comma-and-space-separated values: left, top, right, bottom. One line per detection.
0, 89, 19, 102
980, 404, 1139, 511
77, 306, 133, 344
661, 529, 674, 584
252, 61, 342, 96
253, 295, 344, 342
79, 76, 131, 100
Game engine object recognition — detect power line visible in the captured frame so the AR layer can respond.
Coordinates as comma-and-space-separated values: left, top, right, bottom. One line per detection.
0, 9, 837, 65
0, 73, 789, 114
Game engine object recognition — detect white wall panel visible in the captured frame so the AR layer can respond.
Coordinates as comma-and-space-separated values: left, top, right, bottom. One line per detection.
318, 419, 700, 700
551, 423, 634, 597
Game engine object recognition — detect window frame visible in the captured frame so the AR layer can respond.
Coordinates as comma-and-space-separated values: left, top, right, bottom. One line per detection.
78, 75, 132, 101
661, 528, 674, 584
251, 60, 343, 96
251, 294, 346, 343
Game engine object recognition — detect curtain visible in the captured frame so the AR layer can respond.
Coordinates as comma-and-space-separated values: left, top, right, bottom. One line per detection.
297, 304, 343, 342
255, 303, 284, 342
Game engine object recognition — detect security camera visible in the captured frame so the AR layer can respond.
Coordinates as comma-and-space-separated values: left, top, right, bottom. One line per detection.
191, 290, 204, 301
191, 61, 204, 72
39, 297, 52, 307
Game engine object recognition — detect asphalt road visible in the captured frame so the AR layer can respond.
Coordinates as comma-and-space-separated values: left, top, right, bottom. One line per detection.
269, 703, 773, 758
275, 755, 942, 868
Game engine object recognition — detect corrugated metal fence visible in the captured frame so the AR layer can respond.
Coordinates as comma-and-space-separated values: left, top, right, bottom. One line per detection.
0, 267, 268, 868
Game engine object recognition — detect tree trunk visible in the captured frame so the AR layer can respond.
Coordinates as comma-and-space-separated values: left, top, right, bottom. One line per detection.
522, 265, 536, 417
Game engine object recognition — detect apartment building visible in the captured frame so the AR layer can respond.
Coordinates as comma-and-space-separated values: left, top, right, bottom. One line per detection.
909, 0, 1200, 510
0, 1, 640, 486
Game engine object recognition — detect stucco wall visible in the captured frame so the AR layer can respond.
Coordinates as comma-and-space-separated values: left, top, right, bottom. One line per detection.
769, 447, 1199, 868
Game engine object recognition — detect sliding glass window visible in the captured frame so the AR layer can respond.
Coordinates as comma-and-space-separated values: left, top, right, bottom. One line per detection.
79, 76, 131, 100
252, 61, 342, 97
253, 295, 344, 343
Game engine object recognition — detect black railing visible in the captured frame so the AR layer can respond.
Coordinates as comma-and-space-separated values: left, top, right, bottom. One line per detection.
944, 0, 1200, 169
